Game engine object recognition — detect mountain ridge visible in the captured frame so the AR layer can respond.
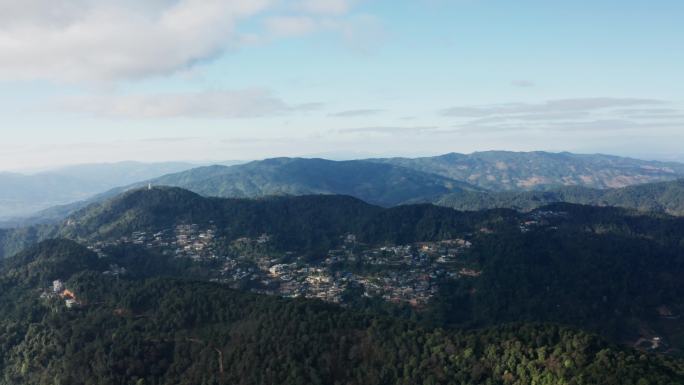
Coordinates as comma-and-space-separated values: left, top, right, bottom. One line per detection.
372, 150, 684, 191
147, 157, 482, 207
5, 151, 684, 228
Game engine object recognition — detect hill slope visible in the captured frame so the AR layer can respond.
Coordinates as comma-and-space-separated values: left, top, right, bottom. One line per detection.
1, 187, 503, 258
2, 188, 684, 353
0, 240, 682, 385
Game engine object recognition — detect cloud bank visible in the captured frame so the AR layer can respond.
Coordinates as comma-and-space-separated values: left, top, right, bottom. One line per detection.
444, 98, 684, 134
0, 0, 360, 83
441, 98, 666, 117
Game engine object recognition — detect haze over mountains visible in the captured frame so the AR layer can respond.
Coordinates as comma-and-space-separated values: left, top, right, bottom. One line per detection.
4, 151, 684, 228
0, 161, 243, 221
146, 152, 684, 198
2, 156, 684, 383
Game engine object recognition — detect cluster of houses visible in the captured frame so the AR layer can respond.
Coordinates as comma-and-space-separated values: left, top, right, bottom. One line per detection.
174, 224, 217, 260
40, 279, 81, 309
89, 223, 218, 261
208, 234, 482, 306
87, 224, 485, 307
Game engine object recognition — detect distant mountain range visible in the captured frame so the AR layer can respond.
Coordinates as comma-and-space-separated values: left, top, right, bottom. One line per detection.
127, 153, 684, 217
3, 151, 684, 226
148, 158, 481, 206
437, 179, 684, 216
146, 152, 684, 199
374, 151, 684, 191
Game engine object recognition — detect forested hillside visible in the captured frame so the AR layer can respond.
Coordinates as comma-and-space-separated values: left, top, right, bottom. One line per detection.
1, 188, 684, 355
0, 240, 682, 385
0, 187, 513, 259
424, 204, 684, 345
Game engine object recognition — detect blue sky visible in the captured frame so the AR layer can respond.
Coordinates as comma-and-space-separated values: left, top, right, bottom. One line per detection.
1, 0, 683, 171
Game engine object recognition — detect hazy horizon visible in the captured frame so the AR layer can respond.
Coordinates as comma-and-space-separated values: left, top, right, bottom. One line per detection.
3, 149, 684, 175
1, 0, 682, 170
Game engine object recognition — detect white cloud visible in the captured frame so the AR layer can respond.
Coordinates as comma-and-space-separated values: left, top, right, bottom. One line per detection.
265, 16, 319, 37
293, 0, 356, 15
451, 116, 684, 134
441, 98, 666, 117
0, 0, 362, 83
442, 97, 683, 134
63, 88, 321, 119
263, 12, 382, 48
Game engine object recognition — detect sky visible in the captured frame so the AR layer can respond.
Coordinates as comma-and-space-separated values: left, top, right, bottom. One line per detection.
1, 0, 683, 171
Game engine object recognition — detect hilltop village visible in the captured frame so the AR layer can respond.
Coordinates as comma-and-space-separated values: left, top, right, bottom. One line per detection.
48, 209, 673, 354
86, 223, 484, 306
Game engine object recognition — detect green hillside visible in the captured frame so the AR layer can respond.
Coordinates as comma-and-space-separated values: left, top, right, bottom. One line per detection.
44, 187, 517, 259
2, 188, 684, 354
0, 240, 682, 385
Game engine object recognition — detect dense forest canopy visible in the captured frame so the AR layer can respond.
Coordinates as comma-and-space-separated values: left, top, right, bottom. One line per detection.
1, 189, 684, 383
0, 240, 682, 385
